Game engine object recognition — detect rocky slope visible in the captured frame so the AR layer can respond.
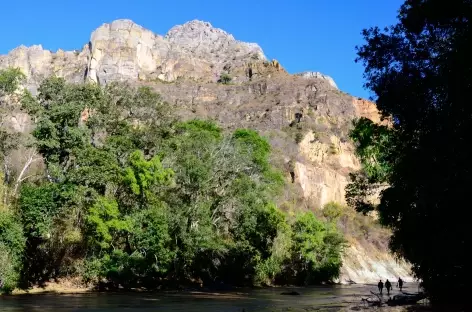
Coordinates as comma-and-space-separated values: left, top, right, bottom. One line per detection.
0, 19, 412, 284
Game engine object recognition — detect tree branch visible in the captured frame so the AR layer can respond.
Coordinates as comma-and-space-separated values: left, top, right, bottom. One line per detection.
13, 152, 41, 196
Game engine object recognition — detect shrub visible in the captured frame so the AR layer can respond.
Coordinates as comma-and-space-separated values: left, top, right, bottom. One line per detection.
322, 202, 343, 222
0, 210, 26, 293
283, 212, 345, 284
218, 73, 232, 84
0, 67, 25, 95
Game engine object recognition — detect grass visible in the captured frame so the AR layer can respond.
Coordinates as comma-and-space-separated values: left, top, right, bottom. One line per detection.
11, 278, 91, 295
147, 77, 175, 84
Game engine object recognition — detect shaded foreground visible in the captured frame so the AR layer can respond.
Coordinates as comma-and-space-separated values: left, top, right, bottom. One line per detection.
0, 284, 426, 312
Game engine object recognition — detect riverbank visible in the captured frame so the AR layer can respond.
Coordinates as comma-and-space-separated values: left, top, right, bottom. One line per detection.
7, 278, 91, 295
4, 278, 327, 296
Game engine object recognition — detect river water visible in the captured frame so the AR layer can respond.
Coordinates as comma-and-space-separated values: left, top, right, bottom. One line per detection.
0, 283, 418, 312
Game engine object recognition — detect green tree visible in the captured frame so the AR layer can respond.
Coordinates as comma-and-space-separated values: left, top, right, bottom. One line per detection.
159, 121, 288, 285
84, 151, 174, 286
345, 118, 397, 214
350, 0, 472, 306
18, 78, 177, 288
19, 183, 60, 239
0, 68, 25, 189
0, 68, 25, 95
8, 77, 346, 291
285, 212, 344, 285
86, 196, 128, 250
121, 150, 174, 205
0, 210, 26, 293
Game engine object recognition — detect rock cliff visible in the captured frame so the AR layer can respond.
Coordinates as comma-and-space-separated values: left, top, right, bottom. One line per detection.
0, 19, 412, 284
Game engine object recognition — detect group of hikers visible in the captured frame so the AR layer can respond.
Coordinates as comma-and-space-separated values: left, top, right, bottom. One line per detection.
378, 277, 404, 295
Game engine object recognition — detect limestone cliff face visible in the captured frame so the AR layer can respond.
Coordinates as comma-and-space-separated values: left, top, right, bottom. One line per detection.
1, 19, 265, 89
0, 45, 88, 93
0, 19, 411, 284
87, 19, 266, 84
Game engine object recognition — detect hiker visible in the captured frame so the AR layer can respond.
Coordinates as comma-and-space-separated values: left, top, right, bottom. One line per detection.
385, 279, 392, 295
378, 280, 384, 294
397, 277, 404, 291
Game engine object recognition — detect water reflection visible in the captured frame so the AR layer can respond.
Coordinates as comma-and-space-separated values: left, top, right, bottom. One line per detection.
0, 284, 417, 311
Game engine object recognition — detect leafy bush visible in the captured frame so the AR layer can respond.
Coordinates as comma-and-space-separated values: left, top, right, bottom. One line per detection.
295, 132, 304, 144
0, 67, 25, 95
322, 202, 343, 222
218, 73, 232, 84
0, 210, 26, 293
19, 183, 60, 239
280, 212, 345, 285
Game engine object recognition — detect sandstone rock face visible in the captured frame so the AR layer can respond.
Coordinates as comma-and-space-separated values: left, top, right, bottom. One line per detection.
352, 97, 393, 125
0, 19, 411, 284
295, 131, 360, 208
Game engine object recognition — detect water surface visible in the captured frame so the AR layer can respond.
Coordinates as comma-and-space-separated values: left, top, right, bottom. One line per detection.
0, 283, 418, 311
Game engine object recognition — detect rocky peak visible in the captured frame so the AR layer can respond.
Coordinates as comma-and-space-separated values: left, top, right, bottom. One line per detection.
85, 19, 270, 84
90, 19, 160, 43
0, 19, 339, 89
166, 20, 232, 40
165, 20, 265, 60
297, 71, 338, 89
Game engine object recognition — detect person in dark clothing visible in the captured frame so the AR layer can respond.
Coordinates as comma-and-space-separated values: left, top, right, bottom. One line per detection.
397, 277, 404, 291
385, 279, 392, 295
378, 280, 384, 294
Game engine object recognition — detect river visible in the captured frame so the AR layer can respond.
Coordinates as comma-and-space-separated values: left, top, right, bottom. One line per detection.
0, 283, 419, 311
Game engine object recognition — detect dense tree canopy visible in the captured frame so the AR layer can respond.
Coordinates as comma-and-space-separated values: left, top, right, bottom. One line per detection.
347, 0, 472, 307
0, 71, 346, 293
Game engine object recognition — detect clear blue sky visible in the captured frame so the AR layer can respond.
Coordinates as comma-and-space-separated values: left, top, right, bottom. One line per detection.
1, 0, 403, 99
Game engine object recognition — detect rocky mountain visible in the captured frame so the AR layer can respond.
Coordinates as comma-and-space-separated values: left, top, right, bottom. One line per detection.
0, 19, 412, 284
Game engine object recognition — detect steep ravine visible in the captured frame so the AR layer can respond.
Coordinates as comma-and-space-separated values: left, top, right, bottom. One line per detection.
0, 19, 413, 284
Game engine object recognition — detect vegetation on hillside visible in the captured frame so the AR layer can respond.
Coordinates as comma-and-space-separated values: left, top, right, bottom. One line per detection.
218, 72, 232, 84
346, 0, 471, 308
0, 68, 345, 293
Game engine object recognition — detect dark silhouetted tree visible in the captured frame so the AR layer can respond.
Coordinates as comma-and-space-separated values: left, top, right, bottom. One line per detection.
348, 0, 472, 307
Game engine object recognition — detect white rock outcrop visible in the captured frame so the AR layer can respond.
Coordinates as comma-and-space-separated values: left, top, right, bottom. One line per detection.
86, 19, 266, 84
297, 71, 338, 89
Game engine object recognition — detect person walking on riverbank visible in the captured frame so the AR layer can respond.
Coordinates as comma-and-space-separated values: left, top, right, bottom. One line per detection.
378, 280, 384, 294
385, 279, 392, 295
397, 277, 403, 291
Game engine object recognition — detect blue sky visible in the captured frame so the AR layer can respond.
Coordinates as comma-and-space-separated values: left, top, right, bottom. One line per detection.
1, 0, 403, 99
